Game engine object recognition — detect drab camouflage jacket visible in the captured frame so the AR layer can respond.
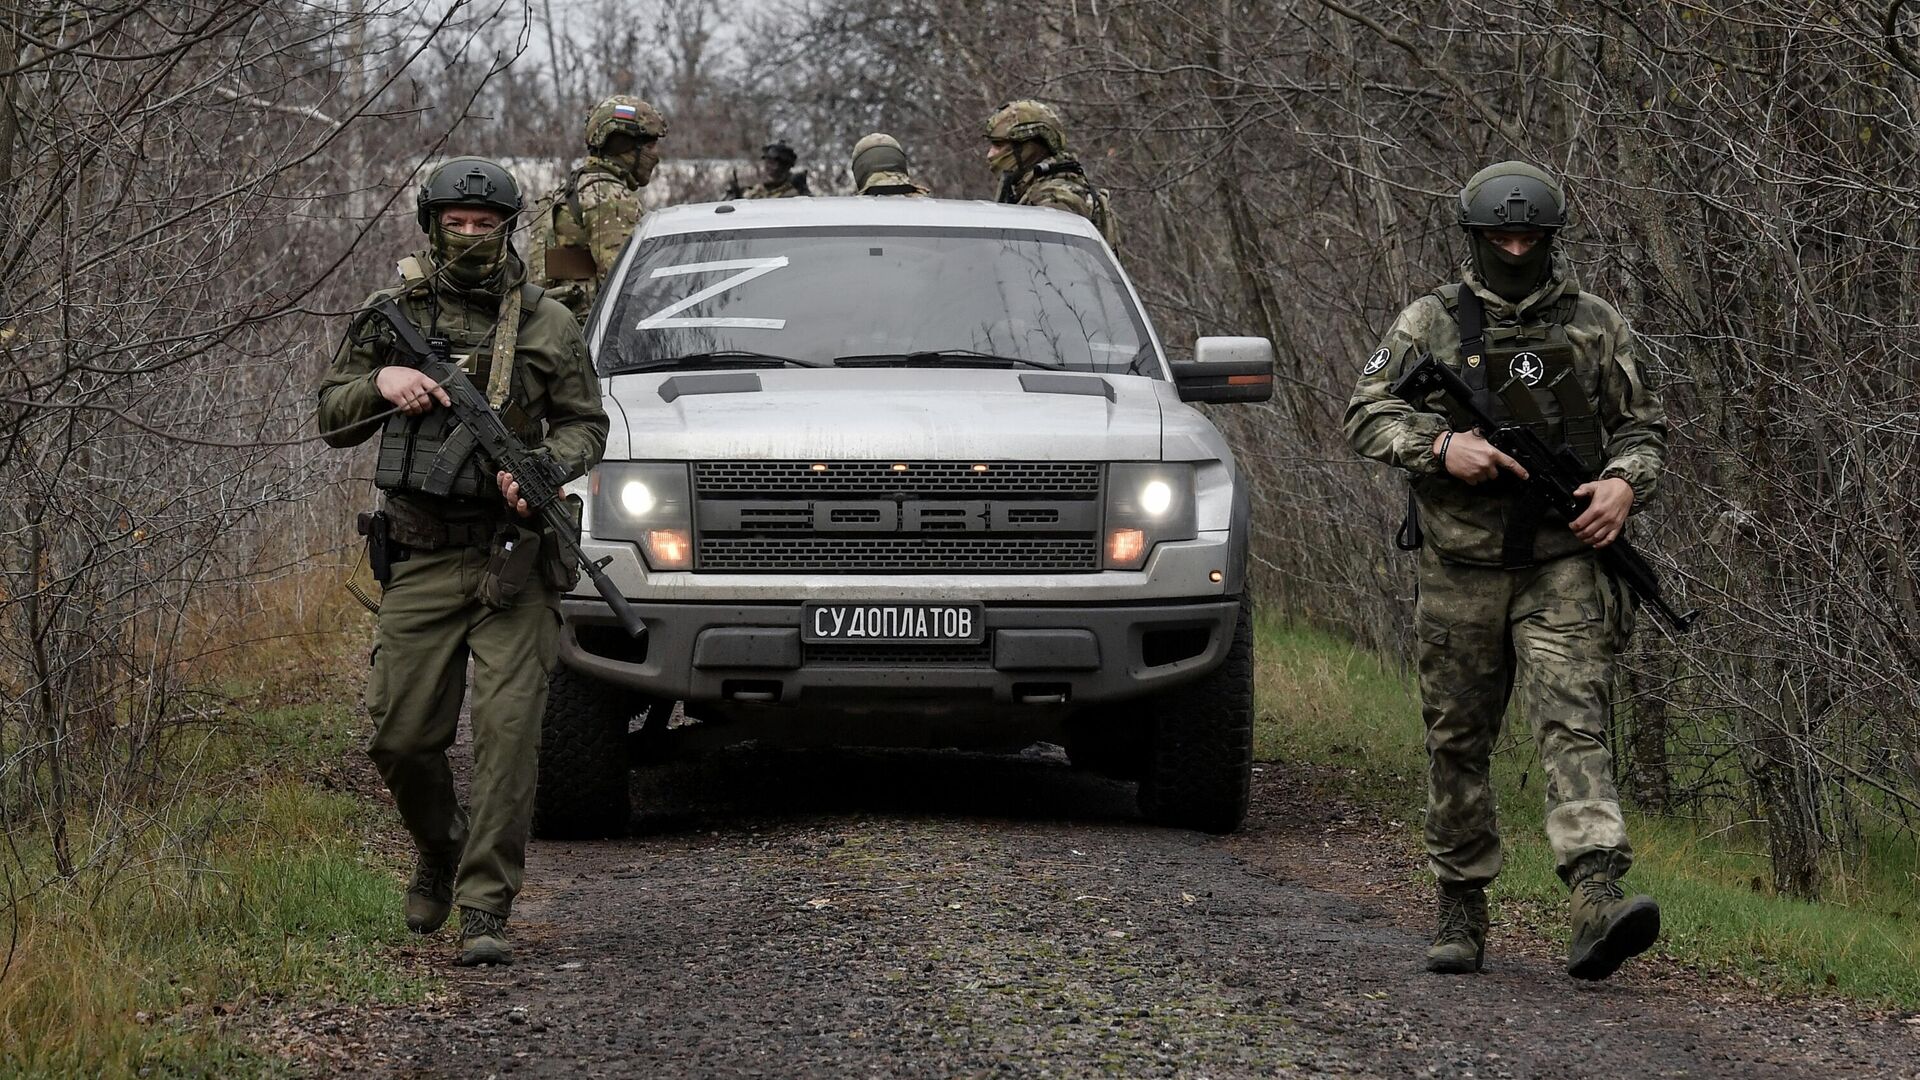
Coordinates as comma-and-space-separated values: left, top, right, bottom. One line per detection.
1343, 262, 1667, 568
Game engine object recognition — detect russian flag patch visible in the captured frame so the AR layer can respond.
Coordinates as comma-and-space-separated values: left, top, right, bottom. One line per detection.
613, 104, 637, 119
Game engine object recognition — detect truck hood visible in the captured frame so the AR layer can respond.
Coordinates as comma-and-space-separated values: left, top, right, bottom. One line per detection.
605, 367, 1163, 460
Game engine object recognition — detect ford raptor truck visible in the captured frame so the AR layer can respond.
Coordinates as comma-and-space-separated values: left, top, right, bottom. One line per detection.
533, 196, 1273, 838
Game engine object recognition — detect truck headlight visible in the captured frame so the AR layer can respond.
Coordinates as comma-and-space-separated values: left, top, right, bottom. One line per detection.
1104, 463, 1197, 570
592, 462, 693, 570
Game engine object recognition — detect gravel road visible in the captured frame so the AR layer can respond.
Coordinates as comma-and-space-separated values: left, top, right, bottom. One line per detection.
279, 743, 1920, 1079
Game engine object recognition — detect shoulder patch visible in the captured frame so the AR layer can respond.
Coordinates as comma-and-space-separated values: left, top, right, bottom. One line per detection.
1362, 347, 1391, 375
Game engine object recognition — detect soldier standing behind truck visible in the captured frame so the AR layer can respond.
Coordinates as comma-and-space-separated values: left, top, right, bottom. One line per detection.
527, 95, 669, 323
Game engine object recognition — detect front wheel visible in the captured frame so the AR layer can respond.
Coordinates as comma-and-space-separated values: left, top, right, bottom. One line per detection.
533, 666, 660, 839
1135, 592, 1254, 834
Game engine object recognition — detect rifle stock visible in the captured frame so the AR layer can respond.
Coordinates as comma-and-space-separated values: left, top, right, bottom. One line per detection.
366, 298, 648, 642
1388, 351, 1696, 633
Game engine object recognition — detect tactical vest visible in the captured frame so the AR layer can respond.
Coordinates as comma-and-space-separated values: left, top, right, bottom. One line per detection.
1434, 283, 1604, 471
537, 167, 609, 284
1436, 282, 1605, 567
1003, 159, 1118, 244
373, 282, 545, 501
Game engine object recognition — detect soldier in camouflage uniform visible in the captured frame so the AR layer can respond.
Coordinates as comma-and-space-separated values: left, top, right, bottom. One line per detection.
851, 132, 930, 196
983, 99, 1117, 246
741, 141, 808, 198
527, 95, 668, 322
1344, 161, 1666, 981
318, 157, 609, 967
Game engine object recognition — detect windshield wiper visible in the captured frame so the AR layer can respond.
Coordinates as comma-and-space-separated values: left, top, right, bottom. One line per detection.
832, 349, 1063, 371
612, 350, 831, 373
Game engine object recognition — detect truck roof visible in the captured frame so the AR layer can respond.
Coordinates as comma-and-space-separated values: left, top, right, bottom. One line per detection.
639, 196, 1108, 242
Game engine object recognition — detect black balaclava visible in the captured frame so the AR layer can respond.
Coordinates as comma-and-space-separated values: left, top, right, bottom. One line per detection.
1470, 230, 1553, 304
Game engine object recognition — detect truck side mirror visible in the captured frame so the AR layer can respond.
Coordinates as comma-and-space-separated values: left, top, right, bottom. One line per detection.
1172, 337, 1275, 403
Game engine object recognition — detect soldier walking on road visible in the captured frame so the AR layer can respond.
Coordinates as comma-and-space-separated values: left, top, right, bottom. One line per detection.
739, 141, 809, 198
983, 99, 1117, 246
527, 95, 669, 323
1344, 161, 1667, 980
317, 157, 609, 966
850, 132, 930, 196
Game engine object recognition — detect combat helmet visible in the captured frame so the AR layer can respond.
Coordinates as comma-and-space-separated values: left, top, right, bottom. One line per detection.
985, 100, 1067, 155
414, 156, 522, 232
585, 95, 668, 151
762, 141, 798, 167
1458, 161, 1568, 232
851, 132, 911, 188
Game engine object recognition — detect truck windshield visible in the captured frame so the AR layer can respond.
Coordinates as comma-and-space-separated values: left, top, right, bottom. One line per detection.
597, 226, 1156, 376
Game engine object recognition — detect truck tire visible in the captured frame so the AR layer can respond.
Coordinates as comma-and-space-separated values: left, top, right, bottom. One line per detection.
534, 666, 641, 840
1135, 592, 1254, 834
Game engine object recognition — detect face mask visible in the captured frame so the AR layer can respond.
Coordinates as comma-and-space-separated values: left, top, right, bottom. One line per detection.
431, 221, 510, 291
599, 143, 658, 188
1471, 231, 1553, 303
986, 142, 1022, 174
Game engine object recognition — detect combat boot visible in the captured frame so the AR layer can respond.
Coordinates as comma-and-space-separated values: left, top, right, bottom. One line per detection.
1567, 868, 1660, 980
404, 850, 457, 934
1424, 885, 1488, 974
456, 907, 513, 967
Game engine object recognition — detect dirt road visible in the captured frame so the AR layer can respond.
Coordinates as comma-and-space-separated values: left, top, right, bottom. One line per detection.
287, 747, 1920, 1079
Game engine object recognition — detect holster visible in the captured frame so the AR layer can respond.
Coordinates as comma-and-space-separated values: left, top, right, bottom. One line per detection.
543, 245, 596, 282
477, 523, 543, 611
356, 511, 410, 585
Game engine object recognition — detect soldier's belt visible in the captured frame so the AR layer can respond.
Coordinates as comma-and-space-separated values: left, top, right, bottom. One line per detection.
543, 245, 596, 281
383, 499, 500, 551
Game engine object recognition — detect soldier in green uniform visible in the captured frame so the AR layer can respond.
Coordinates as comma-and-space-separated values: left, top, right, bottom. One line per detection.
526, 95, 669, 322
740, 141, 808, 198
850, 132, 931, 196
317, 157, 609, 966
983, 99, 1117, 246
1344, 161, 1667, 980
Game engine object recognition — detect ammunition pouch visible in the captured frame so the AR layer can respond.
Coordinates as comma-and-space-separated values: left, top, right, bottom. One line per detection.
543, 244, 597, 282
477, 523, 543, 610
374, 407, 489, 499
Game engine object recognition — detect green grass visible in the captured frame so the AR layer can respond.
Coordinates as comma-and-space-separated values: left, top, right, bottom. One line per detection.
1252, 614, 1920, 1007
0, 696, 427, 1078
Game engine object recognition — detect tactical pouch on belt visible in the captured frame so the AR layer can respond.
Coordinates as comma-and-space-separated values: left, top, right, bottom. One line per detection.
543, 245, 597, 282
541, 494, 585, 592
478, 523, 543, 610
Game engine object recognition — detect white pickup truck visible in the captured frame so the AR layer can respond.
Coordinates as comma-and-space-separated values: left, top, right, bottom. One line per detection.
534, 196, 1273, 838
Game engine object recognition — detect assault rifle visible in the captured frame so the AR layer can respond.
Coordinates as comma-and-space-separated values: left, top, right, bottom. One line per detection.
363, 298, 648, 642
1389, 351, 1696, 633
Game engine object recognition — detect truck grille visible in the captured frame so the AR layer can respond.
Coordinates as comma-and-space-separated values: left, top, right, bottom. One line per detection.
692, 461, 1104, 574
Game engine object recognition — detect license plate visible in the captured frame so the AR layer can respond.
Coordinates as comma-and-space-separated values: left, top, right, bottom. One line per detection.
802, 603, 984, 644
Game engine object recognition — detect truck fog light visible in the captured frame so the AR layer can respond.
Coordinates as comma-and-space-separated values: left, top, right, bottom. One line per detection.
620, 480, 656, 516
1141, 480, 1172, 516
645, 529, 691, 570
1107, 528, 1146, 566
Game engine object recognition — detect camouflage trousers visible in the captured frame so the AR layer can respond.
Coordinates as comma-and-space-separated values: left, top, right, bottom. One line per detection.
1413, 546, 1633, 888
366, 543, 559, 918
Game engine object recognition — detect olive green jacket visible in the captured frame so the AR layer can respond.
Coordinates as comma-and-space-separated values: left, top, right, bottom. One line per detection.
316, 252, 609, 495
1344, 262, 1667, 568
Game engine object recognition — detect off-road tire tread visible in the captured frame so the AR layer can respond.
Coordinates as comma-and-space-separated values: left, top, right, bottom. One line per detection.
533, 666, 632, 840
1136, 592, 1254, 834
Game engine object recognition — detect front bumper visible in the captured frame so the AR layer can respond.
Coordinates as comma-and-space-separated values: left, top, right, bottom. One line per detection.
557, 596, 1239, 714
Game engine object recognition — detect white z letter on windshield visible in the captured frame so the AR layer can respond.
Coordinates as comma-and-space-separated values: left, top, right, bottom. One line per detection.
637, 256, 789, 331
